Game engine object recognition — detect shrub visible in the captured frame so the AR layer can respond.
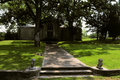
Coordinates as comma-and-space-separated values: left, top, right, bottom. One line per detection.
5, 31, 18, 40
0, 32, 5, 41
89, 33, 97, 38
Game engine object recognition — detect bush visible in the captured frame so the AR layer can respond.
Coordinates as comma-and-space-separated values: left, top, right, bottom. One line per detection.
0, 37, 4, 41
89, 33, 97, 38
0, 32, 5, 41
5, 31, 18, 40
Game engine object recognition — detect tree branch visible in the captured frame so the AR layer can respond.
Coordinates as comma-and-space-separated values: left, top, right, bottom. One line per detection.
25, 1, 36, 21
0, 0, 12, 3
29, 0, 36, 7
34, 0, 38, 4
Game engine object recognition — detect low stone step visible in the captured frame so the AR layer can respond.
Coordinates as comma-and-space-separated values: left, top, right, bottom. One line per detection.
41, 70, 92, 73
39, 67, 93, 78
40, 71, 93, 76
39, 75, 93, 78
41, 67, 91, 70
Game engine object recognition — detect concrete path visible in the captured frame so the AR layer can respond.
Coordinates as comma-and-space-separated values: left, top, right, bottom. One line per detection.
42, 44, 88, 67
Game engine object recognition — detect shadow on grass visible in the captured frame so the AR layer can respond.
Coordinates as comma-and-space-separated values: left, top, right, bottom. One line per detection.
58, 39, 120, 58
12, 40, 34, 44
58, 39, 120, 45
72, 51, 108, 57
0, 40, 45, 70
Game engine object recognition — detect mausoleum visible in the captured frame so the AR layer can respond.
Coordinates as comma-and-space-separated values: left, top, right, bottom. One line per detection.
18, 17, 82, 41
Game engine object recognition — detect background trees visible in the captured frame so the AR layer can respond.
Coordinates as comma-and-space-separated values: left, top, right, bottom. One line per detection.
0, 0, 54, 46
108, 4, 120, 40
1, 0, 120, 44
85, 0, 120, 40
55, 0, 90, 41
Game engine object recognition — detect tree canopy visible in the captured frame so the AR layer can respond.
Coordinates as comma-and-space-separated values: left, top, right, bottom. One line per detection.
84, 0, 120, 40
0, 0, 120, 43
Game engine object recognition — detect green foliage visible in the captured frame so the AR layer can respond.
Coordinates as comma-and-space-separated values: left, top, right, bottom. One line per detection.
85, 0, 120, 39
4, 30, 17, 40
1, 0, 120, 41
0, 32, 5, 41
89, 33, 97, 38
82, 28, 88, 38
108, 4, 120, 38
0, 1, 33, 26
55, 0, 87, 40
0, 40, 45, 70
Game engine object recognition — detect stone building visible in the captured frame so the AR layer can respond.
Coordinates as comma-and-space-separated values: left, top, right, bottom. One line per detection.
18, 17, 82, 41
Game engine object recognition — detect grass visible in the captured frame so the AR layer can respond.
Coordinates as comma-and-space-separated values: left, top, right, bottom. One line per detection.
58, 39, 120, 69
0, 40, 45, 70
39, 76, 120, 80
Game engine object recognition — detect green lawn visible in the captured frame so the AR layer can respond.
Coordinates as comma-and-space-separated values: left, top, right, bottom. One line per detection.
0, 40, 45, 70
58, 39, 120, 69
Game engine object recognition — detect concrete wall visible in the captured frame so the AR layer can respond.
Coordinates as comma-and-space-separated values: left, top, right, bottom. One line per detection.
0, 67, 40, 80
18, 24, 82, 41
18, 27, 35, 40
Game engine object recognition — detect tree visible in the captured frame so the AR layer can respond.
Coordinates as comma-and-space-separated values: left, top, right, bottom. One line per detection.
89, 33, 97, 38
84, 0, 120, 40
82, 28, 87, 38
0, 0, 55, 46
0, 0, 12, 3
55, 0, 90, 41
107, 4, 120, 40
0, 32, 5, 41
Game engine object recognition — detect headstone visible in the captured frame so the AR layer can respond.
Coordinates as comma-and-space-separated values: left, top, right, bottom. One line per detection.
96, 59, 103, 69
30, 58, 36, 70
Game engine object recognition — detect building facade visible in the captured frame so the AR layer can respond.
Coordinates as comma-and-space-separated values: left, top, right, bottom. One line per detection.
18, 17, 82, 41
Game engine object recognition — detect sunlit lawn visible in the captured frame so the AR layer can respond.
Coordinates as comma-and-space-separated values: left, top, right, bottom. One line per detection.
0, 40, 45, 70
58, 39, 120, 69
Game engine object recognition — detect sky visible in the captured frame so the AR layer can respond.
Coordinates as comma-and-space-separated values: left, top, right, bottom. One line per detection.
0, 25, 6, 32
0, 9, 6, 32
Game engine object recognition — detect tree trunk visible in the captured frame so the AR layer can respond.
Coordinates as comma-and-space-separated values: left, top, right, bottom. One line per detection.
104, 31, 107, 40
112, 37, 116, 41
34, 0, 42, 47
97, 27, 99, 40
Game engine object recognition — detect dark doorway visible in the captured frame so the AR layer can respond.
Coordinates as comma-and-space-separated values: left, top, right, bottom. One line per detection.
47, 23, 53, 38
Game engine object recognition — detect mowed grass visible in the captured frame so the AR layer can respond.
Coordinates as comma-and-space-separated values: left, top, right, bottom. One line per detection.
0, 40, 45, 70
58, 39, 120, 69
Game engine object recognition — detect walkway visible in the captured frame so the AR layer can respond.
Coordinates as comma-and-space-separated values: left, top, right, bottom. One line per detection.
42, 44, 87, 67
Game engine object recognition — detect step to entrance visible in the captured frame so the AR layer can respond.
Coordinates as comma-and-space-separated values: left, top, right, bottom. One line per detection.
39, 67, 93, 78
41, 70, 91, 73
39, 75, 93, 78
